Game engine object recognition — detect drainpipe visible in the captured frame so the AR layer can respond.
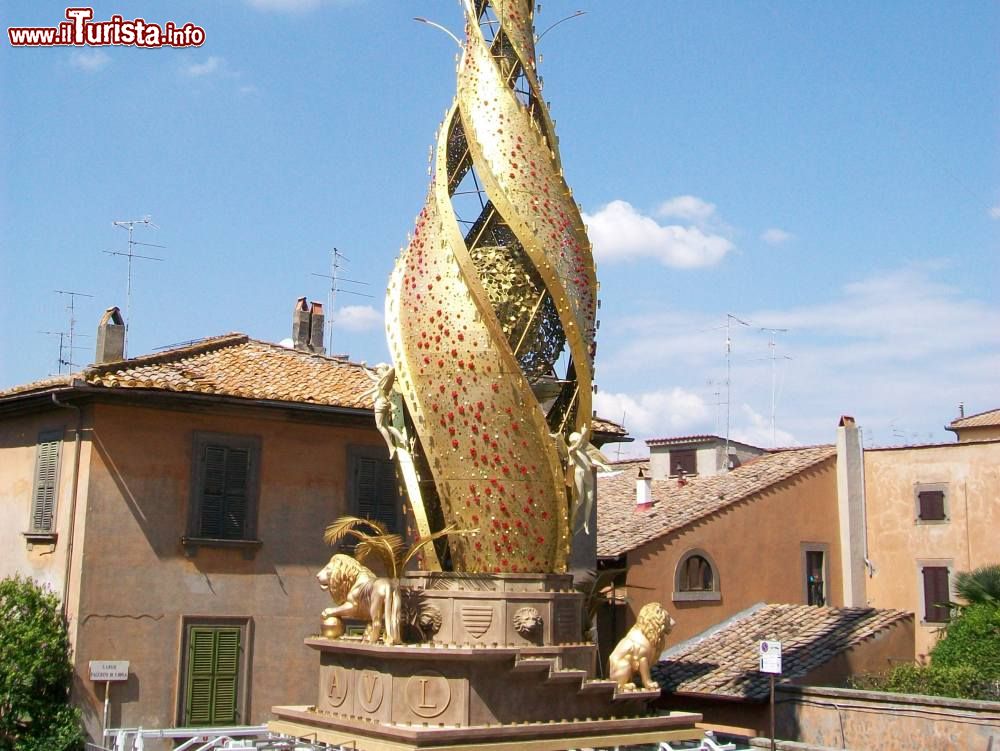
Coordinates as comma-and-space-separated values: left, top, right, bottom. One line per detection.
51, 391, 82, 621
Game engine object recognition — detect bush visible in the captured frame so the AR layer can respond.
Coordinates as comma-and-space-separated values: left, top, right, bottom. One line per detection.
852, 663, 998, 701
930, 602, 1000, 678
0, 575, 84, 751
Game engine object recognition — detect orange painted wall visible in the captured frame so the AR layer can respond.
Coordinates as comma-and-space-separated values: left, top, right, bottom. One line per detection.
623, 458, 842, 646
70, 400, 385, 738
863, 440, 1000, 660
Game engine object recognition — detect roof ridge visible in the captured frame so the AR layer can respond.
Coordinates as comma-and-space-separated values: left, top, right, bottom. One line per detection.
84, 333, 249, 378
949, 406, 1000, 424
246, 337, 374, 371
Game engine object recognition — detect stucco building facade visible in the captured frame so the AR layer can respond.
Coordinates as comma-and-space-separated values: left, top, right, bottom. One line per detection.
863, 437, 1000, 659
597, 443, 845, 646
0, 327, 395, 741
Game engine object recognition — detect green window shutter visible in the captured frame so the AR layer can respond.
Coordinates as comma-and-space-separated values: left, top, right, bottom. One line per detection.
185, 626, 242, 726
212, 629, 241, 723
31, 436, 61, 533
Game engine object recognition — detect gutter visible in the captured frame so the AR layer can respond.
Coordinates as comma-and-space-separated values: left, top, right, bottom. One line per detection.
51, 391, 83, 621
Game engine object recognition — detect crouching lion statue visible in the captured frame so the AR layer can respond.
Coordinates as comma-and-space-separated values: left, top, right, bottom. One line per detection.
608, 602, 675, 691
316, 553, 402, 645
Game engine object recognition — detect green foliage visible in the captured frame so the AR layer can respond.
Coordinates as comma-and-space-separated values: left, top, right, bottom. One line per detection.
0, 575, 84, 751
851, 663, 997, 701
851, 601, 1000, 702
954, 564, 1000, 606
930, 602, 1000, 678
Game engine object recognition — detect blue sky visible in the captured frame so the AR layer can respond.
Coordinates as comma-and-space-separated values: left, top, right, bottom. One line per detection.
2, 1, 997, 453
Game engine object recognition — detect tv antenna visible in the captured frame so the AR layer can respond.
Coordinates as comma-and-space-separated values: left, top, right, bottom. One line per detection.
724, 313, 750, 466
310, 247, 372, 354
54, 289, 94, 371
759, 327, 791, 447
104, 216, 165, 357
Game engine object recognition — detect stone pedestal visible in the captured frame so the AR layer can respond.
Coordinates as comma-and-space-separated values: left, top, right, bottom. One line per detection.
271, 574, 701, 750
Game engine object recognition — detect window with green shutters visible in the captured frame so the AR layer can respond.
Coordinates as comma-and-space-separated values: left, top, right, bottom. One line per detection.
183, 624, 244, 726
29, 432, 62, 534
189, 433, 260, 541
348, 445, 400, 533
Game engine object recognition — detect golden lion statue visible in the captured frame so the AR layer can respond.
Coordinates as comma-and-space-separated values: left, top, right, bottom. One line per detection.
316, 554, 402, 645
608, 602, 674, 691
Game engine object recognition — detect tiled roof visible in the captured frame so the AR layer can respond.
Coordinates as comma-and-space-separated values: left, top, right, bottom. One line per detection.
948, 407, 1000, 430
591, 416, 630, 439
645, 434, 763, 450
596, 445, 835, 557
653, 604, 912, 701
645, 434, 720, 447
0, 334, 376, 411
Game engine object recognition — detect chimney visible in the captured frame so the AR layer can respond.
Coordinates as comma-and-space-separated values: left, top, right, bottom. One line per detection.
95, 306, 125, 364
309, 301, 326, 355
836, 415, 868, 606
291, 297, 326, 355
636, 467, 653, 509
958, 402, 965, 418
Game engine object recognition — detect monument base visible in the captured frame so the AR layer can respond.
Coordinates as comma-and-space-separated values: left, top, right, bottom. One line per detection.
271, 573, 701, 750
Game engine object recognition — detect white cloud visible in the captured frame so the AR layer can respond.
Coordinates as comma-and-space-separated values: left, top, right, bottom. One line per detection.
592, 264, 1000, 450
656, 195, 717, 223
594, 387, 707, 438
730, 404, 798, 448
583, 199, 734, 269
334, 305, 382, 332
989, 205, 1000, 219
761, 228, 793, 246
70, 50, 110, 72
184, 56, 224, 77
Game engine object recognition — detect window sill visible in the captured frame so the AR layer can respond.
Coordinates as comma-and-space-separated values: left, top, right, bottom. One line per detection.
915, 519, 950, 525
181, 537, 262, 559
23, 531, 57, 549
672, 591, 721, 602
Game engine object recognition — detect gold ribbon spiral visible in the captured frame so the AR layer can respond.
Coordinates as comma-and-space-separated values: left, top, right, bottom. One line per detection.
386, 0, 597, 573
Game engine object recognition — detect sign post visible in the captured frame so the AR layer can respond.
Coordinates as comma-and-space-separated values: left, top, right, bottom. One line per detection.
758, 641, 782, 751
89, 660, 129, 742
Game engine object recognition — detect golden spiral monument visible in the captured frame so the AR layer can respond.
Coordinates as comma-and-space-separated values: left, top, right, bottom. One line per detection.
386, 0, 597, 574
272, 6, 704, 745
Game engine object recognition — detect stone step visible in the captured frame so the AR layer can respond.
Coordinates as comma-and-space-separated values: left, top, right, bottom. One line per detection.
612, 686, 662, 702
511, 656, 556, 673
578, 679, 619, 696
544, 667, 588, 684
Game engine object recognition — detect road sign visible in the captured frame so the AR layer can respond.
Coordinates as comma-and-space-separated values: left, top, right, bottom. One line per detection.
759, 640, 782, 674
89, 660, 129, 681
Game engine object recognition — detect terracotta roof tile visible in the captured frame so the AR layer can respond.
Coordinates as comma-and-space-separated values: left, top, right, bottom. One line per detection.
948, 407, 1000, 430
596, 445, 835, 557
0, 333, 376, 411
653, 604, 912, 701
592, 416, 630, 439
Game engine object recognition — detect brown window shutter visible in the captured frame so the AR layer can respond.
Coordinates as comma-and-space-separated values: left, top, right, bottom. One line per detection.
918, 490, 945, 521
922, 566, 950, 622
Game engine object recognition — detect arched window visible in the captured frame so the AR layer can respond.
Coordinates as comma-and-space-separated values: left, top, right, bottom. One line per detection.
673, 550, 721, 601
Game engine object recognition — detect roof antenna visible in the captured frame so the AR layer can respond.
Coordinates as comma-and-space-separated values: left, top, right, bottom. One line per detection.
104, 216, 165, 357
53, 289, 94, 372
759, 327, 791, 448
310, 247, 372, 354
724, 313, 750, 467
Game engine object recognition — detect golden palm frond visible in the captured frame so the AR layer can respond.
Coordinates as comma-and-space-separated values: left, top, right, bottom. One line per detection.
323, 516, 390, 547
400, 524, 478, 570
355, 535, 406, 577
